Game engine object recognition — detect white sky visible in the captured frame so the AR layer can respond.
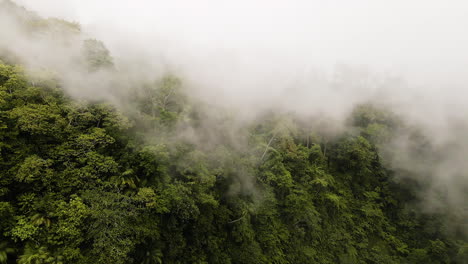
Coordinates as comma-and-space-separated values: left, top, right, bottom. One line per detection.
13, 0, 468, 104
16, 1, 468, 68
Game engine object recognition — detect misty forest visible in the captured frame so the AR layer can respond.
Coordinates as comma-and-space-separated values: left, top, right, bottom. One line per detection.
0, 1, 468, 263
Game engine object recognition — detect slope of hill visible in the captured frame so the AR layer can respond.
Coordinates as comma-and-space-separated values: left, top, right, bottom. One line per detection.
0, 1, 467, 263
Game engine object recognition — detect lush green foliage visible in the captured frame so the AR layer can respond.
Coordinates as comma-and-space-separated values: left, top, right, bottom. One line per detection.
0, 60, 467, 264
0, 1, 467, 262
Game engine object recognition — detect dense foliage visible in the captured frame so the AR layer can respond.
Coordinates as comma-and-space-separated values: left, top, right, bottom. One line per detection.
1, 1, 467, 263
0, 60, 467, 264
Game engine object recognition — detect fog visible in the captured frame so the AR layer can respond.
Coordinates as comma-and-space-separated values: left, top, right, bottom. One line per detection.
4, 0, 468, 233
11, 1, 468, 125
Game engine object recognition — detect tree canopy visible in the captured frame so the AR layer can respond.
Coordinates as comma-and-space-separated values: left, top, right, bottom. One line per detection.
0, 1, 467, 263
0, 60, 467, 264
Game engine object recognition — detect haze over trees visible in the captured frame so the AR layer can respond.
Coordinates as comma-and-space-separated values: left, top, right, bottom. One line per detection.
0, 1, 467, 263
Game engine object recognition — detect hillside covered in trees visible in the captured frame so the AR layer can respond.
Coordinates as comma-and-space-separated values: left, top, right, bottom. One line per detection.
0, 1, 467, 263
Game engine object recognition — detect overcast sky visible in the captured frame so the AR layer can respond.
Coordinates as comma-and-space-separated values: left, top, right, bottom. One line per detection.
15, 0, 468, 84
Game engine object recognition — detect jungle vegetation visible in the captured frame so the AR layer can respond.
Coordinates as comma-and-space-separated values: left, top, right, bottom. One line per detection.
0, 1, 467, 263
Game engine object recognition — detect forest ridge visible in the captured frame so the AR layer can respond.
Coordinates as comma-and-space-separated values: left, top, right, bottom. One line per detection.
0, 1, 467, 263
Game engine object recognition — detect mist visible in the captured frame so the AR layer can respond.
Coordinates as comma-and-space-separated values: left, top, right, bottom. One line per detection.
4, 0, 468, 234
9, 1, 467, 124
